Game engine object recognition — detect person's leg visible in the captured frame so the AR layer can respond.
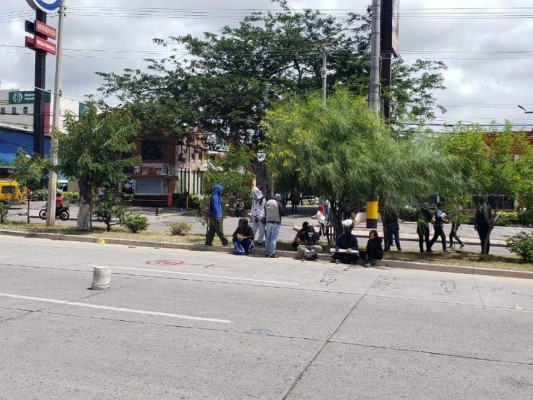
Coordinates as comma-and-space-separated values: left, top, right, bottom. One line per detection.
297, 245, 306, 259
393, 229, 401, 251
385, 226, 392, 252
448, 224, 455, 247
257, 221, 265, 244
251, 217, 259, 237
264, 223, 273, 256
242, 238, 253, 254
417, 233, 424, 253
205, 218, 216, 245
437, 227, 446, 251
424, 232, 431, 252
428, 230, 438, 251
270, 223, 281, 256
213, 218, 228, 245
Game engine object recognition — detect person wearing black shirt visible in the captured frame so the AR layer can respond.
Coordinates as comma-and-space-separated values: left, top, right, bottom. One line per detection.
331, 219, 359, 264
359, 230, 384, 268
232, 218, 254, 255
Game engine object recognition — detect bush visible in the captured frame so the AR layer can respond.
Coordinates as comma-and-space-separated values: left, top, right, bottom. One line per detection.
169, 221, 192, 236
62, 191, 79, 203
121, 213, 149, 233
94, 189, 127, 232
506, 231, 533, 263
0, 202, 10, 223
31, 188, 48, 201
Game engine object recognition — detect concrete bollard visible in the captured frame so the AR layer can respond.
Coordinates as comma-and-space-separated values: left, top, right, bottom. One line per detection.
91, 266, 111, 290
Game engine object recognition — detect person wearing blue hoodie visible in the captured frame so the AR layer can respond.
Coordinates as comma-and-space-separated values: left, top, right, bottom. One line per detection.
205, 184, 229, 246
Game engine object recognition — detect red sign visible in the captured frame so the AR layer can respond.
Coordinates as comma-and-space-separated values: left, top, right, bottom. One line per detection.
35, 20, 57, 39
26, 35, 56, 55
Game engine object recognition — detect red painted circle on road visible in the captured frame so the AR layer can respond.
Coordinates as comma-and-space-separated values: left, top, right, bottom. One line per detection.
146, 260, 184, 266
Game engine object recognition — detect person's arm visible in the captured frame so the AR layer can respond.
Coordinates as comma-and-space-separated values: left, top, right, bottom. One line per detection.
232, 228, 240, 241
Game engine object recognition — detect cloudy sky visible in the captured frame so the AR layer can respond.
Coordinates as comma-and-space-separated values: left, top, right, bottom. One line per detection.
1, 0, 532, 130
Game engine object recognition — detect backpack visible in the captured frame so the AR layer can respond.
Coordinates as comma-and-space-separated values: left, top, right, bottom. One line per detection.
203, 198, 212, 218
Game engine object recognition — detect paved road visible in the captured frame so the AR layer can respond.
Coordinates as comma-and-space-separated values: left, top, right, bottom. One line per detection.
0, 236, 532, 399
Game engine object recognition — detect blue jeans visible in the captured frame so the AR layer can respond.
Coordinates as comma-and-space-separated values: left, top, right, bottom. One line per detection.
265, 222, 281, 256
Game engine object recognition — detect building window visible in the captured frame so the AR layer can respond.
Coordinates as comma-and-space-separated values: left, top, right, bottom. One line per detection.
141, 140, 162, 160
0, 107, 5, 115
23, 106, 28, 115
11, 107, 17, 115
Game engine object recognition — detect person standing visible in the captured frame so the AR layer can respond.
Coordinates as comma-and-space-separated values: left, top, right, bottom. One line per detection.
205, 184, 229, 246
341, 199, 353, 220
76, 178, 91, 231
448, 207, 464, 250
475, 197, 493, 255
290, 192, 299, 214
384, 209, 402, 252
416, 203, 432, 253
250, 184, 266, 245
315, 204, 327, 238
429, 202, 448, 252
264, 193, 285, 258
359, 230, 384, 268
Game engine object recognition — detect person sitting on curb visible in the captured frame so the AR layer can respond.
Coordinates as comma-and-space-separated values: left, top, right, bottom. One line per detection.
292, 222, 310, 250
232, 218, 254, 255
359, 230, 384, 268
296, 224, 322, 261
331, 219, 359, 265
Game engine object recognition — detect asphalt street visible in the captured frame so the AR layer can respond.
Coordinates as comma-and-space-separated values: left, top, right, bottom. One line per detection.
0, 236, 532, 399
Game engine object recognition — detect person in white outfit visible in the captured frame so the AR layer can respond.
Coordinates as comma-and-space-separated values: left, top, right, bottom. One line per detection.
250, 184, 266, 245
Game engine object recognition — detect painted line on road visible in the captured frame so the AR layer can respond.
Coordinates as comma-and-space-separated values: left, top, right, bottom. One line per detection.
96, 265, 300, 286
0, 292, 232, 324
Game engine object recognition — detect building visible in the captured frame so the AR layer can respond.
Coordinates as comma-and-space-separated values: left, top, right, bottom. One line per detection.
0, 88, 85, 163
129, 132, 208, 207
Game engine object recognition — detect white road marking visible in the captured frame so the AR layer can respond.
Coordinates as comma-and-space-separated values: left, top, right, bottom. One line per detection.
0, 292, 232, 324
96, 265, 300, 286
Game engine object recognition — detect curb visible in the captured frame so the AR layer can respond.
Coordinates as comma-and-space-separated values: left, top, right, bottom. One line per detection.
1, 229, 531, 280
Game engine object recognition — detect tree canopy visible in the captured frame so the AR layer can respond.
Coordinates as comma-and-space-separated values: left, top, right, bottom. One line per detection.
97, 0, 447, 147
262, 89, 464, 229
57, 103, 141, 191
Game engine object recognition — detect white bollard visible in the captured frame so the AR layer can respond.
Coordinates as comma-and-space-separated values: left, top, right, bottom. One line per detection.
91, 266, 111, 290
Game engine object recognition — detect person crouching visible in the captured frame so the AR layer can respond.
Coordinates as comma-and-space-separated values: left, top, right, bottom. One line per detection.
232, 218, 254, 255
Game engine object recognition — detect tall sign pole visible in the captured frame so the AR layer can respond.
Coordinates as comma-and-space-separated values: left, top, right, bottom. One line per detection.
24, 0, 61, 223
368, 0, 381, 115
46, 0, 65, 227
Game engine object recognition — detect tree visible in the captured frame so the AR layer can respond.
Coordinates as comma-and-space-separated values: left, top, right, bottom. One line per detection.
263, 89, 464, 235
57, 103, 141, 230
439, 123, 533, 254
12, 150, 49, 223
97, 0, 447, 148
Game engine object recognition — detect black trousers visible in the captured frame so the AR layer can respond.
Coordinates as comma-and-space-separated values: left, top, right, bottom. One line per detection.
417, 231, 430, 253
429, 225, 446, 251
477, 226, 491, 254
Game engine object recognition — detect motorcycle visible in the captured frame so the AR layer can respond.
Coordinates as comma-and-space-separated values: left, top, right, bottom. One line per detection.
39, 204, 70, 221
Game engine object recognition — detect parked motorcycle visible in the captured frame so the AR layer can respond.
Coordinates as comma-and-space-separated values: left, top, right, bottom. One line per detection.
39, 205, 70, 221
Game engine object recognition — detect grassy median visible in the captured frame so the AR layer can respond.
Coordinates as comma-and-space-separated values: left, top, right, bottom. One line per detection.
1, 221, 531, 272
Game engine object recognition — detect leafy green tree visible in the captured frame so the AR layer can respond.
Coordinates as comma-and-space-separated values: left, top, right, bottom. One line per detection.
203, 145, 255, 210
97, 0, 446, 147
12, 150, 49, 223
57, 103, 141, 230
263, 89, 464, 235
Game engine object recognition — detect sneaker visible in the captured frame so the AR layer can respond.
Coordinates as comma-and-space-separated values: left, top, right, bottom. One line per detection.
204, 243, 213, 247
335, 259, 340, 264
459, 243, 465, 249
270, 254, 279, 258
222, 240, 229, 246
364, 263, 372, 268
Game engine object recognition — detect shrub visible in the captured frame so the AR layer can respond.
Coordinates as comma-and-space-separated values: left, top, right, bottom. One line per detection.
169, 221, 192, 236
31, 188, 48, 201
506, 231, 533, 263
0, 202, 10, 223
121, 213, 149, 233
62, 191, 79, 203
94, 189, 127, 231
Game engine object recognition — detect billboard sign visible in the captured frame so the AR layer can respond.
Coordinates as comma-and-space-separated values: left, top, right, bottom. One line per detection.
381, 0, 400, 57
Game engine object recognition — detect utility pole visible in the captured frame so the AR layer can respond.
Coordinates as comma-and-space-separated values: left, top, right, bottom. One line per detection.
46, 0, 65, 227
368, 0, 381, 115
320, 46, 328, 106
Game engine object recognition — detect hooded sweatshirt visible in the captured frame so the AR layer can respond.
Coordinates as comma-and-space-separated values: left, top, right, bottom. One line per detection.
251, 187, 266, 218
209, 184, 224, 218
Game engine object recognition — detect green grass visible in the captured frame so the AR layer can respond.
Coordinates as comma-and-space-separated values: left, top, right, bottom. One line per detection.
1, 221, 531, 272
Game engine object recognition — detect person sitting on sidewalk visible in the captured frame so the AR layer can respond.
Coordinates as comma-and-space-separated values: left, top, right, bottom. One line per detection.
331, 219, 359, 265
292, 222, 309, 250
296, 224, 322, 261
359, 230, 384, 268
232, 218, 254, 255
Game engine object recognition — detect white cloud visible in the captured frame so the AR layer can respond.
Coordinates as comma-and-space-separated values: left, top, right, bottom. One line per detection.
1, 0, 532, 129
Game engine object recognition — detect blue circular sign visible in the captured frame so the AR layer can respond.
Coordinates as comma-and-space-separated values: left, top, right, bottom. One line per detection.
26, 0, 61, 13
